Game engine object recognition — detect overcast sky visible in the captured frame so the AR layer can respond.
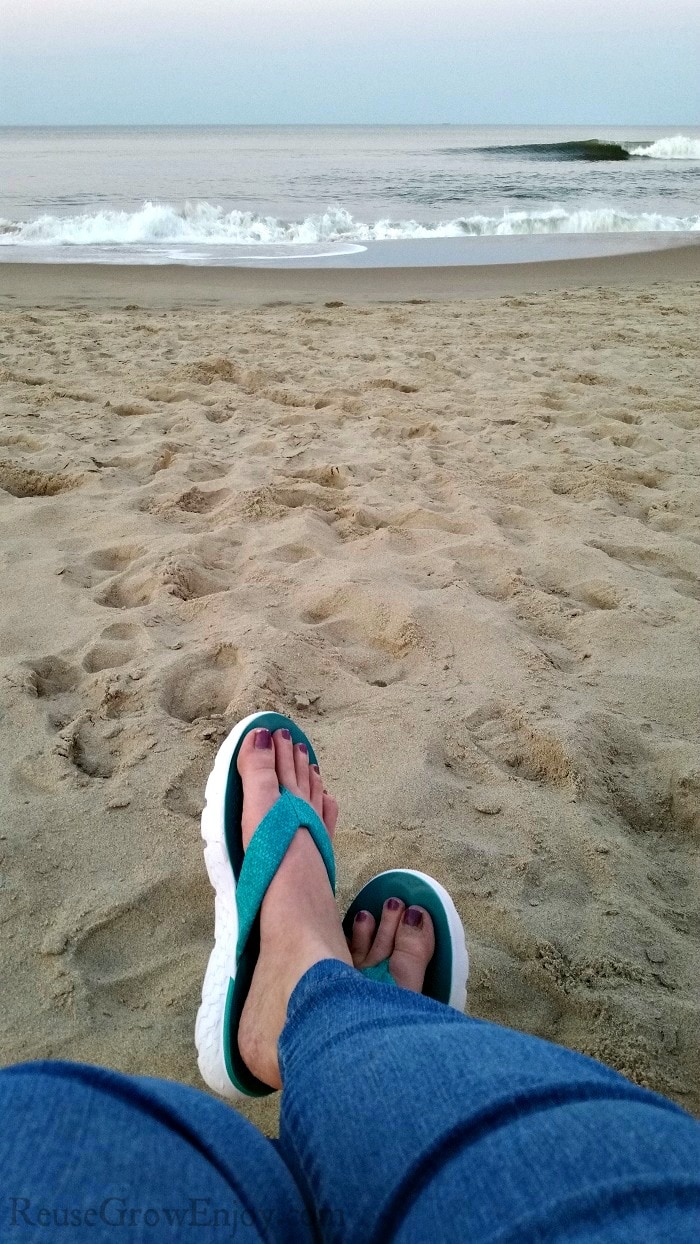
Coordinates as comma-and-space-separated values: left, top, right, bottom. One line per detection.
2, 0, 698, 126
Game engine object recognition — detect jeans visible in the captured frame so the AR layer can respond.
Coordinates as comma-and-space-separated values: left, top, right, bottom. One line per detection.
1, 960, 699, 1243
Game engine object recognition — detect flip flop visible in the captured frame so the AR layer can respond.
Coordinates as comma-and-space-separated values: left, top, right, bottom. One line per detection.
195, 711, 469, 1101
342, 870, 468, 1010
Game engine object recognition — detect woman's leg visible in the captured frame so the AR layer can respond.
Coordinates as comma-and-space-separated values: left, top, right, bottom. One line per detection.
233, 729, 700, 1244
0, 1061, 312, 1243
278, 961, 700, 1244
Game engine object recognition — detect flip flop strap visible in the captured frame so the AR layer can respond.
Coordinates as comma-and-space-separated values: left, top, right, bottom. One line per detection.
361, 959, 396, 985
235, 787, 336, 960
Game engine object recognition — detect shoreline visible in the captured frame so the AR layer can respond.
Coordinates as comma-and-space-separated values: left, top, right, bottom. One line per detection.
2, 240, 700, 308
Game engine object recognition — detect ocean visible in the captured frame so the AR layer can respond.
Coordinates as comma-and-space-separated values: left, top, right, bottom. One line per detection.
1, 124, 699, 267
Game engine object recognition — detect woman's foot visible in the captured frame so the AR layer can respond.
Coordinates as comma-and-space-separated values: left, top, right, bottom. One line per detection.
348, 898, 435, 991
236, 727, 435, 1089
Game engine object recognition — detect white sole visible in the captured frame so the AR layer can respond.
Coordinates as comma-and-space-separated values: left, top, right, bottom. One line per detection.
195, 711, 268, 1102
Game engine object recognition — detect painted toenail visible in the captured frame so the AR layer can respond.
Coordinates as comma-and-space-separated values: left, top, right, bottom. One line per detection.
404, 907, 423, 928
386, 898, 402, 912
355, 910, 369, 923
254, 729, 272, 749
281, 728, 291, 740
311, 763, 320, 774
298, 743, 308, 755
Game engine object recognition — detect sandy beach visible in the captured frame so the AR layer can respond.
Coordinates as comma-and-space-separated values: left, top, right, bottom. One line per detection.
1, 252, 698, 1134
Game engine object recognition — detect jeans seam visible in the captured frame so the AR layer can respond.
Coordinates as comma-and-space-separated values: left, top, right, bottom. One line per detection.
280, 1100, 338, 1241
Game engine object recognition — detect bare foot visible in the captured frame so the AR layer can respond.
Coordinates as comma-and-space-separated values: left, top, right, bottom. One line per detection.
236, 727, 435, 1089
348, 899, 435, 992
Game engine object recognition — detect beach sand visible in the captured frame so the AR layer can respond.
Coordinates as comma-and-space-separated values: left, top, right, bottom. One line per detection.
1, 251, 699, 1134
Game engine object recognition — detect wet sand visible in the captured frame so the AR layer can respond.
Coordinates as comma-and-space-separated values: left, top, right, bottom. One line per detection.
2, 238, 700, 308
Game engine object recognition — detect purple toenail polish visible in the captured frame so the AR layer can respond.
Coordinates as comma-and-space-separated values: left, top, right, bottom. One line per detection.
298, 743, 308, 755
254, 729, 272, 749
311, 763, 320, 774
355, 910, 369, 923
387, 897, 402, 912
281, 728, 291, 740
404, 907, 423, 928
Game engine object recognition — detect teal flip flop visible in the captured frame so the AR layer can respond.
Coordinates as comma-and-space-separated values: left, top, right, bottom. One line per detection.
343, 870, 468, 1009
195, 712, 469, 1102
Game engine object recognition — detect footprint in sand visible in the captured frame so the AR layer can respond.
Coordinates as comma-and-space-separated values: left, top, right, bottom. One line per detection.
175, 486, 228, 514
160, 645, 241, 724
589, 540, 700, 601
164, 753, 218, 820
82, 622, 144, 673
467, 702, 579, 790
94, 549, 235, 609
204, 407, 234, 424
50, 875, 212, 1018
21, 655, 81, 698
366, 378, 420, 394
95, 568, 158, 610
89, 545, 146, 574
109, 402, 152, 418
267, 541, 317, 564
301, 586, 423, 681
0, 460, 82, 498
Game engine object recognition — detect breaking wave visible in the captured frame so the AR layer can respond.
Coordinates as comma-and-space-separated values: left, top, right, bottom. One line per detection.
1, 201, 699, 247
468, 135, 700, 162
628, 135, 700, 160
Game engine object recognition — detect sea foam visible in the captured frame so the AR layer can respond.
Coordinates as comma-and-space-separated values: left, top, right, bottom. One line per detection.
629, 135, 700, 160
1, 202, 699, 247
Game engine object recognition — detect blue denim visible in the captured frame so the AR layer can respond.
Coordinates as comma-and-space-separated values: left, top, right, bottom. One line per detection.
1, 960, 699, 1243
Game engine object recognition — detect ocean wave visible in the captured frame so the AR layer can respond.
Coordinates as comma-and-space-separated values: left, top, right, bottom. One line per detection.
1, 202, 699, 247
473, 140, 633, 162
467, 135, 700, 162
628, 135, 700, 160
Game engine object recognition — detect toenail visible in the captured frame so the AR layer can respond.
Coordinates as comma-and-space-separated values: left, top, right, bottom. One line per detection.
311, 763, 320, 774
355, 910, 369, 924
404, 907, 423, 928
254, 729, 272, 750
298, 743, 308, 755
386, 898, 402, 912
280, 728, 291, 740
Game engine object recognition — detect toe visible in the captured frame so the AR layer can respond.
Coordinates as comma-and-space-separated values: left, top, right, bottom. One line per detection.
237, 726, 277, 778
362, 897, 405, 967
293, 742, 311, 800
389, 906, 435, 993
238, 727, 285, 849
273, 727, 296, 791
322, 792, 338, 835
349, 910, 376, 964
309, 763, 324, 817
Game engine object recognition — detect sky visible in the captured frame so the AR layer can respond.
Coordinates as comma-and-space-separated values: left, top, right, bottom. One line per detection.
1, 0, 698, 126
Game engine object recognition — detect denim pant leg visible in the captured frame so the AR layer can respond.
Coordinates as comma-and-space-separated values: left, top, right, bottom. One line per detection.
0, 1061, 312, 1244
278, 961, 700, 1244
